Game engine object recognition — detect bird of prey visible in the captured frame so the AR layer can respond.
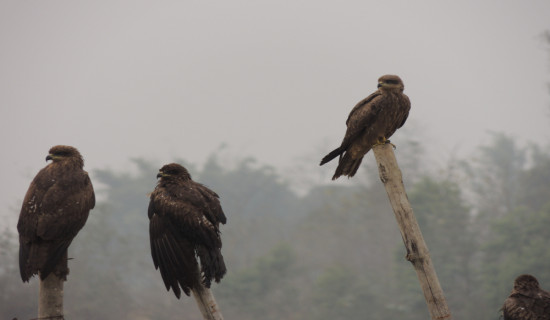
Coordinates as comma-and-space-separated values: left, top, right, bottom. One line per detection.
148, 163, 227, 298
320, 74, 411, 180
502, 274, 550, 320
17, 145, 95, 282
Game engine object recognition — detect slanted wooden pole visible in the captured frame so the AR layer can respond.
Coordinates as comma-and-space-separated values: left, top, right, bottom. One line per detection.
372, 143, 452, 320
38, 273, 64, 320
191, 284, 224, 320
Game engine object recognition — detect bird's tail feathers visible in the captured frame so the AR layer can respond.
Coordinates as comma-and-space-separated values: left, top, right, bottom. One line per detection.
197, 246, 226, 288
332, 153, 364, 180
19, 239, 71, 282
320, 147, 343, 166
39, 240, 71, 281
348, 157, 364, 177
19, 241, 32, 282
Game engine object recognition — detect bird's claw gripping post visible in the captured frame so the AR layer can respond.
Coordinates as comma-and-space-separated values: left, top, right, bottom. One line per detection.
373, 137, 396, 149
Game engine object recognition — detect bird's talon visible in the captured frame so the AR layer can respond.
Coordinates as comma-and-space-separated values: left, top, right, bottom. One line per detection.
385, 140, 396, 149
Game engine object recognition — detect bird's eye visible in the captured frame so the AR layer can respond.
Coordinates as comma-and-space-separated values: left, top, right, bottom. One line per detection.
385, 80, 399, 85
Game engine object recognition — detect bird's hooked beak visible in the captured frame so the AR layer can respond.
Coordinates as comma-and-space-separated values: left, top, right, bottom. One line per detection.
157, 171, 167, 179
46, 154, 53, 162
377, 82, 383, 88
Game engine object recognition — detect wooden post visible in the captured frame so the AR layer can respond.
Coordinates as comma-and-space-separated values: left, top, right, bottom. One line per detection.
191, 284, 224, 320
38, 273, 64, 320
372, 143, 452, 320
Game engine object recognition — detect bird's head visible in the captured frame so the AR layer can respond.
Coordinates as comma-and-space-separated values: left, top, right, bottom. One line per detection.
377, 75, 405, 92
157, 163, 192, 181
513, 274, 540, 291
46, 145, 84, 167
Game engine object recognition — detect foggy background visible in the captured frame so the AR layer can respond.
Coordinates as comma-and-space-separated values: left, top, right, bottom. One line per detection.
1, 1, 549, 217
1, 1, 550, 319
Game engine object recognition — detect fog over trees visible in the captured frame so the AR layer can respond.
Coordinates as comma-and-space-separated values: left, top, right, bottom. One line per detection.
2, 3, 549, 318
2, 132, 550, 319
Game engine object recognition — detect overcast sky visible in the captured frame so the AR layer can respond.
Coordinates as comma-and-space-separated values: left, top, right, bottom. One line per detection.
1, 1, 549, 226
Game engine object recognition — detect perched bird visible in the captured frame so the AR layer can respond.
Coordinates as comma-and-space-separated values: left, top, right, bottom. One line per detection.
320, 74, 411, 180
17, 145, 95, 282
502, 274, 550, 320
148, 163, 227, 298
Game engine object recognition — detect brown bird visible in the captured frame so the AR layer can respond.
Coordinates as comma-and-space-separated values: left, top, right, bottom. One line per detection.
320, 74, 411, 180
148, 163, 227, 298
17, 145, 95, 282
502, 274, 550, 320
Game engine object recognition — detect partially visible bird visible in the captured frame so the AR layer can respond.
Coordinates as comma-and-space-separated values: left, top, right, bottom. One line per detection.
502, 274, 550, 320
148, 163, 227, 298
320, 74, 411, 180
17, 145, 95, 282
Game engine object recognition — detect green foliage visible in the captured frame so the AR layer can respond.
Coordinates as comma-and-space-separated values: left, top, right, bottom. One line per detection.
217, 243, 301, 320
0, 227, 38, 320
466, 134, 550, 319
65, 202, 136, 319
199, 154, 301, 219
481, 204, 550, 313
516, 150, 550, 212
392, 177, 476, 319
3, 133, 550, 319
310, 266, 383, 320
462, 132, 527, 218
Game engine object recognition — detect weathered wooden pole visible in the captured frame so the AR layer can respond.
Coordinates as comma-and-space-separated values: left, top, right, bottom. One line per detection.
38, 273, 64, 320
191, 283, 224, 320
372, 143, 452, 320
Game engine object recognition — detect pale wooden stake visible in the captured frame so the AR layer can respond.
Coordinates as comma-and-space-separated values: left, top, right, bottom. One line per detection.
191, 283, 224, 320
372, 143, 452, 320
38, 273, 64, 320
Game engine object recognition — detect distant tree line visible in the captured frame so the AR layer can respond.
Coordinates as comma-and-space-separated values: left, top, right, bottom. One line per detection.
2, 132, 550, 320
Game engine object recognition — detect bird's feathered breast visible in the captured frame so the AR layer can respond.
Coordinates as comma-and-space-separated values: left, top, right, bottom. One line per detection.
503, 293, 550, 320
342, 91, 410, 148
17, 155, 95, 282
149, 179, 226, 248
148, 174, 227, 298
18, 162, 95, 241
502, 282, 550, 320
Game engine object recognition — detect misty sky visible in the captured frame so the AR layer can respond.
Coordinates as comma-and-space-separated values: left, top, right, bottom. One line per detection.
1, 1, 549, 226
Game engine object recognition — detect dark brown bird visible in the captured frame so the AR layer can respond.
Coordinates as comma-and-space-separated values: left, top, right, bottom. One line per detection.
148, 163, 227, 298
320, 74, 411, 180
17, 145, 95, 282
502, 274, 550, 320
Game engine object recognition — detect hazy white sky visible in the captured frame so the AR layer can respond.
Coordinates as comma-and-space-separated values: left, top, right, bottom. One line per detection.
1, 1, 549, 225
